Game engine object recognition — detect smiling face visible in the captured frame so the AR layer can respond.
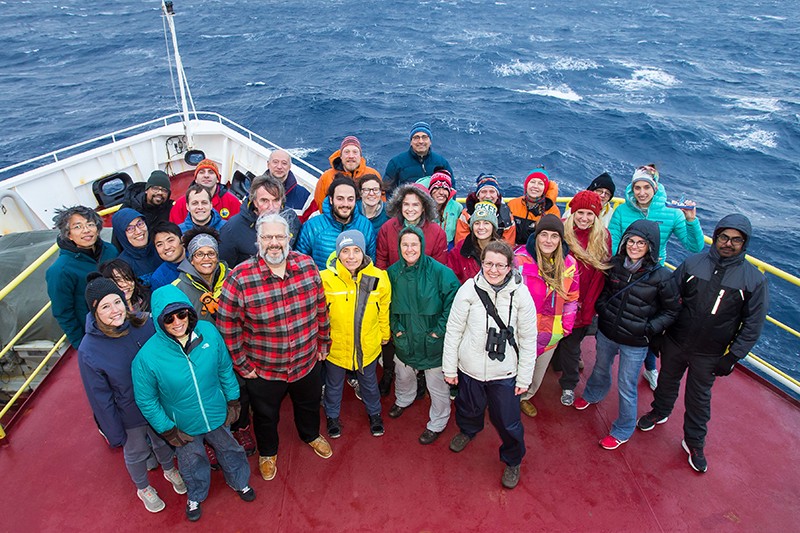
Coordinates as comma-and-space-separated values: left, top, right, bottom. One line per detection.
195, 167, 219, 188
715, 228, 745, 258
125, 217, 148, 249
401, 193, 424, 224
625, 235, 649, 261
163, 310, 189, 337
593, 187, 612, 206
477, 187, 499, 203
573, 208, 597, 231
331, 184, 357, 222
339, 245, 364, 275
481, 251, 510, 286
252, 187, 283, 216
360, 180, 382, 208
190, 246, 218, 278
537, 230, 561, 257
340, 145, 362, 173
110, 269, 135, 302
430, 186, 450, 205
472, 220, 494, 241
400, 232, 422, 266
187, 189, 212, 224
258, 221, 290, 265
633, 181, 655, 207
154, 231, 184, 263
96, 294, 126, 328
67, 214, 100, 249
145, 186, 169, 206
410, 132, 431, 156
267, 150, 291, 181
526, 178, 545, 200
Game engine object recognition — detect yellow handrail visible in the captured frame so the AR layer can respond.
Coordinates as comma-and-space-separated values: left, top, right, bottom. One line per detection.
0, 301, 52, 362
0, 243, 58, 304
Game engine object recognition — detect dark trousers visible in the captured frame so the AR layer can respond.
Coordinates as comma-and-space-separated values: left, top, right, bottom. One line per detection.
650, 336, 718, 448
245, 362, 322, 457
381, 341, 396, 378
455, 371, 526, 467
555, 326, 589, 391
230, 373, 251, 432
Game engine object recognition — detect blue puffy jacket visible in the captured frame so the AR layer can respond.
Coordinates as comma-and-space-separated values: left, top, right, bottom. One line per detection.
295, 198, 376, 270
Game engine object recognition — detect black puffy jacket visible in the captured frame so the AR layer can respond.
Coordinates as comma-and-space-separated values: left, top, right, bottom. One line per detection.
595, 219, 681, 347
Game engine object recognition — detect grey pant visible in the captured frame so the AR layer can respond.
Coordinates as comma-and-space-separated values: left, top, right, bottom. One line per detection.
522, 347, 556, 400
394, 357, 451, 433
123, 425, 174, 490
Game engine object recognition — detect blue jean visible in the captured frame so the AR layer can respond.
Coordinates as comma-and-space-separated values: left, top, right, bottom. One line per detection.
175, 425, 251, 502
123, 425, 174, 490
583, 331, 648, 441
644, 349, 657, 372
324, 359, 381, 418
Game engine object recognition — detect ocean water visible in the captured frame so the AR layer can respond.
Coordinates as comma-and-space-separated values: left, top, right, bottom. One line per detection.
1, 0, 798, 377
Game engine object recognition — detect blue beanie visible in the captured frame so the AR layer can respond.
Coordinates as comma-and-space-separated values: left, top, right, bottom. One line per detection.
410, 121, 432, 141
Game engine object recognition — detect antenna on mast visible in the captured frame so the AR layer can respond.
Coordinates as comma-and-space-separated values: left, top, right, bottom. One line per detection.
162, 1, 197, 149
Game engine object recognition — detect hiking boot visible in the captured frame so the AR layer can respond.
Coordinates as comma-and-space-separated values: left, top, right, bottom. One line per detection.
520, 399, 538, 417
326, 416, 342, 439
204, 443, 219, 471
233, 426, 256, 456
418, 428, 442, 445
163, 468, 187, 495
236, 485, 256, 502
682, 440, 708, 473
561, 389, 575, 406
501, 465, 521, 489
369, 414, 385, 437
259, 455, 277, 481
136, 486, 165, 513
186, 500, 201, 522
573, 397, 593, 411
308, 436, 333, 459
388, 404, 406, 418
637, 411, 669, 432
449, 432, 472, 453
643, 369, 659, 391
416, 372, 428, 400
599, 435, 628, 450
378, 371, 394, 397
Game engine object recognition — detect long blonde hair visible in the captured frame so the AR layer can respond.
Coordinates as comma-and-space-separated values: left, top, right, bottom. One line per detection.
535, 239, 569, 300
563, 213, 611, 271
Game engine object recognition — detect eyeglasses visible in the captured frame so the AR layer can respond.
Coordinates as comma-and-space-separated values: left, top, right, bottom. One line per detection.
411, 134, 429, 141
192, 250, 218, 260
717, 234, 745, 245
482, 261, 509, 271
163, 309, 189, 324
626, 239, 648, 248
125, 220, 147, 234
361, 187, 381, 195
70, 221, 98, 232
258, 234, 288, 242
593, 189, 612, 199
149, 186, 169, 194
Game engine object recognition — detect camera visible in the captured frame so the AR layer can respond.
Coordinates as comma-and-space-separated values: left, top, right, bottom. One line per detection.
486, 326, 514, 362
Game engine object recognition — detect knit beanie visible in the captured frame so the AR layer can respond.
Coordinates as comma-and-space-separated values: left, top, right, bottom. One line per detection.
410, 121, 432, 140
475, 173, 500, 196
470, 201, 498, 230
340, 135, 362, 153
187, 233, 219, 258
631, 165, 659, 190
587, 172, 615, 197
146, 170, 171, 192
534, 213, 565, 240
336, 229, 367, 256
429, 169, 453, 192
194, 159, 220, 180
524, 168, 550, 196
85, 272, 127, 313
568, 190, 603, 217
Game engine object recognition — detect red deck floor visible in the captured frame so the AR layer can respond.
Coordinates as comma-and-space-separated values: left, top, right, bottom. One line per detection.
1, 337, 798, 532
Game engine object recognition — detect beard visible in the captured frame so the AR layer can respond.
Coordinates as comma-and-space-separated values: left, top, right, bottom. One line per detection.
260, 244, 288, 265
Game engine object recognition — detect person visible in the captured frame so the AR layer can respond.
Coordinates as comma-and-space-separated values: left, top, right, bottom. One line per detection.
132, 285, 256, 522
149, 222, 185, 290
46, 205, 118, 348
553, 191, 612, 405
78, 274, 185, 513
507, 168, 561, 245
217, 213, 333, 483
172, 228, 228, 324
447, 201, 504, 284
443, 241, 537, 489
422, 169, 462, 246
357, 173, 390, 234
99, 258, 150, 313
384, 121, 454, 194
111, 208, 163, 287
265, 149, 312, 216
169, 159, 241, 223
454, 174, 516, 247
178, 184, 226, 233
312, 136, 381, 214
219, 173, 301, 267
387, 226, 460, 444
120, 170, 173, 229
637, 214, 769, 473
376, 183, 448, 269
608, 164, 704, 390
574, 220, 681, 450
515, 215, 579, 416
321, 230, 391, 439
296, 176, 376, 270
563, 172, 617, 227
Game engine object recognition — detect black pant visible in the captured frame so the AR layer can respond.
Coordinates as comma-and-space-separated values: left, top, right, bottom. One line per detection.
381, 341, 396, 378
245, 362, 322, 457
650, 336, 718, 448
555, 326, 589, 391
230, 373, 251, 432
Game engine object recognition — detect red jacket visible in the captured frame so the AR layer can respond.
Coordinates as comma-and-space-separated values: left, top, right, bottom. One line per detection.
572, 225, 612, 328
170, 184, 241, 224
376, 218, 447, 270
446, 235, 483, 285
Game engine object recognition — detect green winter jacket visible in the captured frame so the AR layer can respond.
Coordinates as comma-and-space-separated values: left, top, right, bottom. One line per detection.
131, 285, 239, 436
387, 226, 461, 370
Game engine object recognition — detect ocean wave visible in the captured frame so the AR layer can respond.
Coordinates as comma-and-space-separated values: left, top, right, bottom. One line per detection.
722, 95, 782, 114
246, 81, 266, 87
607, 68, 679, 91
719, 126, 777, 150
286, 147, 318, 160
494, 56, 598, 77
512, 85, 582, 102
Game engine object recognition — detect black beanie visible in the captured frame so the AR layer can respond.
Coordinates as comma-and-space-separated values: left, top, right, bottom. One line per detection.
534, 214, 565, 240
85, 272, 127, 313
146, 170, 171, 192
587, 172, 616, 197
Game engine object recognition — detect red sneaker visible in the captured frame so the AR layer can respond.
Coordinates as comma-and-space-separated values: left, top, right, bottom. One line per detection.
574, 397, 593, 411
205, 442, 220, 470
234, 426, 256, 456
599, 435, 628, 450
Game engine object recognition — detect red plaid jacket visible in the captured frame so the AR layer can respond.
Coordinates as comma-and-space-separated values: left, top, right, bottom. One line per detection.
217, 251, 331, 382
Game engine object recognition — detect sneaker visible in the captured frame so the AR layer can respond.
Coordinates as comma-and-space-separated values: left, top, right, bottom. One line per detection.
501, 465, 521, 489
326, 416, 342, 439
258, 455, 277, 481
163, 468, 187, 495
346, 376, 358, 389
560, 389, 575, 406
369, 414, 385, 437
418, 428, 441, 445
308, 435, 333, 459
449, 432, 472, 453
186, 500, 201, 522
643, 369, 659, 391
599, 435, 628, 450
233, 426, 256, 456
449, 384, 458, 401
236, 485, 256, 502
637, 411, 669, 432
682, 440, 708, 473
204, 443, 219, 471
136, 486, 165, 513
573, 397, 593, 411
353, 381, 363, 401
388, 404, 406, 419
520, 399, 538, 418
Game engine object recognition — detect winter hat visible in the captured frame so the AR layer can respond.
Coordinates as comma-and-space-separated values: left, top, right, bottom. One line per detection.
187, 232, 219, 258
85, 272, 127, 314
587, 172, 615, 198
429, 169, 453, 192
194, 159, 220, 180
410, 121, 432, 140
340, 135, 362, 153
568, 190, 603, 216
470, 201, 498, 230
146, 170, 171, 192
534, 214, 565, 240
631, 165, 659, 190
524, 168, 550, 196
475, 173, 500, 196
336, 229, 366, 256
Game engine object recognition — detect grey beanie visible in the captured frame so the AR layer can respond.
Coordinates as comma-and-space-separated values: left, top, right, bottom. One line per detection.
336, 230, 366, 256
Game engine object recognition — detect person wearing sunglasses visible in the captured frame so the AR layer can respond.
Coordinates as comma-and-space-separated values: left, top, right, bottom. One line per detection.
132, 285, 255, 522
637, 214, 768, 473
112, 207, 164, 288
172, 227, 228, 324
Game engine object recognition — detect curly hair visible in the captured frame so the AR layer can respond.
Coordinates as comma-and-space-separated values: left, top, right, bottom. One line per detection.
385, 183, 438, 223
52, 205, 103, 240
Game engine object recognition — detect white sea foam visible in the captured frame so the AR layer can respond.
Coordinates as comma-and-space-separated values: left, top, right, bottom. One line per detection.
494, 56, 598, 77
720, 126, 777, 150
246, 81, 266, 87
725, 96, 782, 114
286, 147, 318, 160
513, 85, 582, 102
607, 68, 679, 91
494, 59, 546, 77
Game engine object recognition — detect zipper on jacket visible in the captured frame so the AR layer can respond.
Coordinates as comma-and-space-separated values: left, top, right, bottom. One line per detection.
711, 289, 725, 315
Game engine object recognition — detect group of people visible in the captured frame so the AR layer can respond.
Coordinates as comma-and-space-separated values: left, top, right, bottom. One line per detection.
47, 121, 769, 521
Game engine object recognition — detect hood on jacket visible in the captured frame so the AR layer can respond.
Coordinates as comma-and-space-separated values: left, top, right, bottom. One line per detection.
112, 207, 153, 255
617, 219, 661, 265
713, 214, 751, 251
385, 183, 438, 223
150, 284, 199, 339
396, 225, 429, 268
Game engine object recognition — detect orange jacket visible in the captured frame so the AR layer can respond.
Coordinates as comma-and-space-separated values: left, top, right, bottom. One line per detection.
313, 150, 381, 213
507, 180, 561, 245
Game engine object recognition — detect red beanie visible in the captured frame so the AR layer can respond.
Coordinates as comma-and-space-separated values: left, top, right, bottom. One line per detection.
340, 136, 362, 152
524, 168, 550, 197
194, 159, 220, 180
568, 190, 602, 216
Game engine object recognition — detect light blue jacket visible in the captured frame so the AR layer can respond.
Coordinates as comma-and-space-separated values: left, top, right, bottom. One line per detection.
295, 198, 376, 269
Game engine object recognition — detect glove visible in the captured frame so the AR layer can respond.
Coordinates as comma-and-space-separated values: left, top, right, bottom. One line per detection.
225, 400, 242, 427
713, 353, 738, 377
161, 426, 194, 447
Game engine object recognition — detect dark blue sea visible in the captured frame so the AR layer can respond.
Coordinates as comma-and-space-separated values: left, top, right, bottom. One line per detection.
1, 0, 798, 378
